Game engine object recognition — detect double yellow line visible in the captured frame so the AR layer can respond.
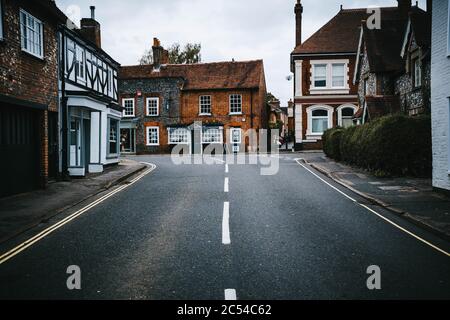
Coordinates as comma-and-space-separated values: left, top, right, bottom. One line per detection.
0, 163, 156, 265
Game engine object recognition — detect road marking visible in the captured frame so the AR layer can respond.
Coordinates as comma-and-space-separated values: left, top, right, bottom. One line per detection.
225, 289, 237, 300
295, 159, 450, 257
222, 202, 231, 245
225, 164, 229, 173
224, 177, 229, 193
0, 163, 157, 265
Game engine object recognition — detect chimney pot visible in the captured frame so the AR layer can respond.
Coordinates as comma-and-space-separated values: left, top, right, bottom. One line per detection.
90, 6, 95, 19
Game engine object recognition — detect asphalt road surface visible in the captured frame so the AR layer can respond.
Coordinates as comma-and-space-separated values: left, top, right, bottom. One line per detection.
0, 154, 449, 299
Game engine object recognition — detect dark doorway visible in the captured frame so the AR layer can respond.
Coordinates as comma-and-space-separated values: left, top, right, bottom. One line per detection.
48, 112, 58, 180
0, 104, 40, 198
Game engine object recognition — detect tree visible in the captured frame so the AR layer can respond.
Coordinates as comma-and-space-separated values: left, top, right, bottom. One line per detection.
139, 42, 202, 65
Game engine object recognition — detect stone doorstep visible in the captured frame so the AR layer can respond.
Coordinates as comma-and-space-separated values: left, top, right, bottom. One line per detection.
302, 159, 450, 241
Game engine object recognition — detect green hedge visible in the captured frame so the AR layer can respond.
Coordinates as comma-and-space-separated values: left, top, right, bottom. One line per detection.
322, 115, 431, 177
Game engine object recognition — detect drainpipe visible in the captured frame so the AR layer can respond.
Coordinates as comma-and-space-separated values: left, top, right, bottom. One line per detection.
60, 26, 70, 180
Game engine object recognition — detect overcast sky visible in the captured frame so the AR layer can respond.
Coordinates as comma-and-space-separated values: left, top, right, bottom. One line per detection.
55, 0, 426, 104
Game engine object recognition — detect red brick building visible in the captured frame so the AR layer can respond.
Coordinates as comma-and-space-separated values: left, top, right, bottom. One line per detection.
0, 0, 66, 197
119, 43, 267, 154
291, 1, 365, 150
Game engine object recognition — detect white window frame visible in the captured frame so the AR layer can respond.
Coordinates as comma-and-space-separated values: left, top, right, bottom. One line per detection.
199, 95, 212, 115
0, 1, 4, 40
75, 46, 85, 81
230, 128, 242, 144
306, 105, 334, 138
168, 128, 190, 145
332, 63, 346, 88
310, 60, 350, 94
122, 98, 135, 118
337, 104, 357, 128
201, 127, 223, 144
146, 97, 159, 117
108, 118, 120, 157
312, 64, 327, 88
146, 126, 160, 146
19, 9, 44, 59
229, 94, 243, 115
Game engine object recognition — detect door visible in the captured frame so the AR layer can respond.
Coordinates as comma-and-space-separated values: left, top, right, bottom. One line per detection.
0, 105, 40, 198
120, 128, 135, 153
69, 118, 82, 167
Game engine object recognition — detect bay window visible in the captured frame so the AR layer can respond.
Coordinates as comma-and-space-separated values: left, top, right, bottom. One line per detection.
20, 9, 44, 59
202, 127, 222, 144
169, 128, 190, 144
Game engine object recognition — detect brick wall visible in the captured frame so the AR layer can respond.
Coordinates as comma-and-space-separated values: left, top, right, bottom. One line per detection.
431, 0, 450, 191
0, 0, 60, 187
119, 77, 184, 154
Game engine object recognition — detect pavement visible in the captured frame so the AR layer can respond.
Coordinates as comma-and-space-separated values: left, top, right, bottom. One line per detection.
0, 159, 147, 245
0, 154, 448, 300
299, 151, 450, 241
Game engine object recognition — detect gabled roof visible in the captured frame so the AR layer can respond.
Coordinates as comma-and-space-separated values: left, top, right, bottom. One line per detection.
119, 60, 265, 91
292, 8, 373, 55
355, 6, 422, 77
401, 9, 431, 57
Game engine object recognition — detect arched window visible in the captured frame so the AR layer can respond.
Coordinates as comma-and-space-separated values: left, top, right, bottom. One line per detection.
311, 109, 330, 133
337, 105, 357, 128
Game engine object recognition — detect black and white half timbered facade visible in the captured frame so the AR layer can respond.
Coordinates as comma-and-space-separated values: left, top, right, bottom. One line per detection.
59, 15, 122, 177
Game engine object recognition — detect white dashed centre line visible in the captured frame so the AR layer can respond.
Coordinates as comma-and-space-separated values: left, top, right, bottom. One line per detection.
222, 202, 231, 245
224, 177, 229, 193
225, 164, 229, 173
225, 289, 237, 300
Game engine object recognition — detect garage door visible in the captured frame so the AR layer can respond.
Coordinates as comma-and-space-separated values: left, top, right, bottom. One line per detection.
0, 105, 40, 198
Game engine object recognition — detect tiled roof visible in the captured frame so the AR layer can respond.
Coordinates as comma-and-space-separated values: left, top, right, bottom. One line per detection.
292, 8, 372, 55
119, 60, 265, 91
410, 9, 431, 48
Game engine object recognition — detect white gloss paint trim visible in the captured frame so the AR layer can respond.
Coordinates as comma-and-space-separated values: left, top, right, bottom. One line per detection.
222, 202, 231, 245
0, 163, 157, 265
225, 289, 237, 300
224, 177, 229, 193
295, 159, 450, 257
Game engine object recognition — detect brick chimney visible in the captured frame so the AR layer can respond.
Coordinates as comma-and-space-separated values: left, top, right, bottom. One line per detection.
161, 49, 169, 65
295, 0, 303, 47
426, 0, 432, 13
152, 38, 163, 71
80, 6, 101, 48
397, 0, 411, 15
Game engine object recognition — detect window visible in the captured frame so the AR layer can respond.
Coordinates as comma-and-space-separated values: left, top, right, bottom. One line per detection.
339, 107, 355, 128
0, 1, 3, 40
229, 94, 242, 114
169, 128, 190, 144
202, 127, 222, 144
311, 109, 329, 134
332, 64, 345, 87
76, 46, 85, 80
413, 58, 422, 87
146, 97, 159, 116
146, 127, 160, 146
230, 128, 242, 144
122, 98, 135, 117
20, 9, 43, 59
313, 64, 327, 88
108, 119, 119, 156
199, 95, 212, 115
